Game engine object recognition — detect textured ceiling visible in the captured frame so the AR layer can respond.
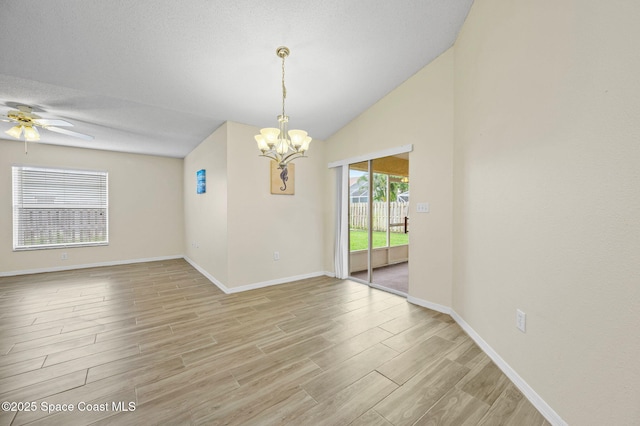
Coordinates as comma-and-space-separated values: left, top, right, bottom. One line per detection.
0, 0, 473, 158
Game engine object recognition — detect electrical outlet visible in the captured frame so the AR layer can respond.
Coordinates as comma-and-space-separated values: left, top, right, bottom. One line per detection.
61, 252, 68, 260
516, 309, 526, 333
273, 251, 280, 261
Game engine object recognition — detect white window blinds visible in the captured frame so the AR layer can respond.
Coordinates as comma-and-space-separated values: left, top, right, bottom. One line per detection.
12, 166, 109, 250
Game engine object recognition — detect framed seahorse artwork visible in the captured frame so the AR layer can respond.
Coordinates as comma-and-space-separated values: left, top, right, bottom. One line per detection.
270, 161, 295, 195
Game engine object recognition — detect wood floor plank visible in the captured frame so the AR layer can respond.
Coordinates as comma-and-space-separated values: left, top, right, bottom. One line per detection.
22, 388, 137, 426
12, 357, 185, 426
290, 371, 397, 426
43, 339, 138, 367
0, 409, 17, 426
1, 325, 63, 343
413, 387, 490, 425
0, 362, 85, 396
458, 357, 511, 406
0, 319, 81, 338
61, 317, 139, 337
262, 335, 335, 365
302, 343, 398, 402
0, 355, 46, 379
259, 322, 336, 354
477, 383, 549, 426
190, 358, 322, 425
138, 330, 215, 355
0, 260, 549, 425
321, 312, 397, 344
8, 326, 98, 353
0, 335, 97, 367
0, 369, 87, 409
0, 340, 14, 355
86, 349, 187, 383
445, 338, 482, 366
310, 326, 393, 370
240, 390, 318, 426
379, 310, 437, 335
377, 335, 456, 385
436, 322, 470, 344
350, 409, 394, 426
375, 359, 470, 426
168, 315, 242, 336
1, 345, 138, 395
381, 316, 450, 352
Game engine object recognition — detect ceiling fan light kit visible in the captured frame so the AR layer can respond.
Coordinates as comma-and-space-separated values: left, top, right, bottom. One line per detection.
254, 46, 312, 171
2, 104, 93, 153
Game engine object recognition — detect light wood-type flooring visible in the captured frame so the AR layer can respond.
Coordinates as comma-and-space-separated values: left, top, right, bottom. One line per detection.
0, 259, 550, 425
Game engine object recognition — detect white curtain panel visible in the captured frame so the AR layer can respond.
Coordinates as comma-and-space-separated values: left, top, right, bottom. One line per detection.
334, 166, 349, 279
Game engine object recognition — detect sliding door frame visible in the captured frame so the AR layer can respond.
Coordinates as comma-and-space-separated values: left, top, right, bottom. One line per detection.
329, 144, 413, 290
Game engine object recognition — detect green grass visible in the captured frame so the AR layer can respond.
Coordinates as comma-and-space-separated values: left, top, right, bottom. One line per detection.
350, 229, 408, 251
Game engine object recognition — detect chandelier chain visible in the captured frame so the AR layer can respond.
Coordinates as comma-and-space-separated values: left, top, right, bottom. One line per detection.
281, 54, 287, 118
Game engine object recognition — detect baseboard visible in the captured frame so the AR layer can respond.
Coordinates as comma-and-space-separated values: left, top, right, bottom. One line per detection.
224, 271, 330, 294
182, 256, 231, 294
0, 255, 184, 277
184, 257, 332, 295
407, 295, 452, 315
450, 310, 567, 426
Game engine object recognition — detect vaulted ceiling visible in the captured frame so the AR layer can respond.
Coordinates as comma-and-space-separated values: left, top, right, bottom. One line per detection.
0, 0, 473, 157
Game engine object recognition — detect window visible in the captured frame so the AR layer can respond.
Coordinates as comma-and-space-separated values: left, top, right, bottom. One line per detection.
12, 166, 108, 251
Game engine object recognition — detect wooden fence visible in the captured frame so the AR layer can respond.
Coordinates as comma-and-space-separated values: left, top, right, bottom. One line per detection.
350, 202, 409, 232
16, 208, 107, 247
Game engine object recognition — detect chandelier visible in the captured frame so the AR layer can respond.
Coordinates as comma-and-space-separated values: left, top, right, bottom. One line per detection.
254, 46, 312, 170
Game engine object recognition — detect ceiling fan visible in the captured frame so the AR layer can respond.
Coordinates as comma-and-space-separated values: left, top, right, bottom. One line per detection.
1, 104, 94, 143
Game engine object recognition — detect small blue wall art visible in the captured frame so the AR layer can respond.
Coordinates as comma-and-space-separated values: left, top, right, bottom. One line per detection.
196, 169, 206, 194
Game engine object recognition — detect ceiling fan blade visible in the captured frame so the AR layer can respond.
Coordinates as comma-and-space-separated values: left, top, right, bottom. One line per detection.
46, 126, 94, 141
34, 118, 73, 127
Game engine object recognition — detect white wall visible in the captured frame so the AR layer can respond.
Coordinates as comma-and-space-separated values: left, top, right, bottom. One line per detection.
0, 139, 184, 274
324, 49, 455, 307
183, 123, 228, 284
453, 0, 640, 424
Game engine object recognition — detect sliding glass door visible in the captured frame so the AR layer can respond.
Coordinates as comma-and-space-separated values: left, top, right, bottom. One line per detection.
348, 155, 409, 295
348, 161, 371, 282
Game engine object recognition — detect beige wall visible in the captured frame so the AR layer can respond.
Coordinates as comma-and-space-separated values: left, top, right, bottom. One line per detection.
183, 123, 229, 284
3, 1, 638, 421
324, 1, 640, 422
453, 0, 640, 424
226, 122, 326, 288
324, 48, 455, 307
0, 139, 184, 274
184, 121, 327, 290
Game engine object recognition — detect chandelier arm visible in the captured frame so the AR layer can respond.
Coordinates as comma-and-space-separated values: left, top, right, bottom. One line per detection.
281, 152, 307, 164
259, 153, 279, 162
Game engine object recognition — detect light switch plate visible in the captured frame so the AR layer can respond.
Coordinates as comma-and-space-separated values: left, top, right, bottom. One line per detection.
417, 202, 429, 213
516, 309, 526, 333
